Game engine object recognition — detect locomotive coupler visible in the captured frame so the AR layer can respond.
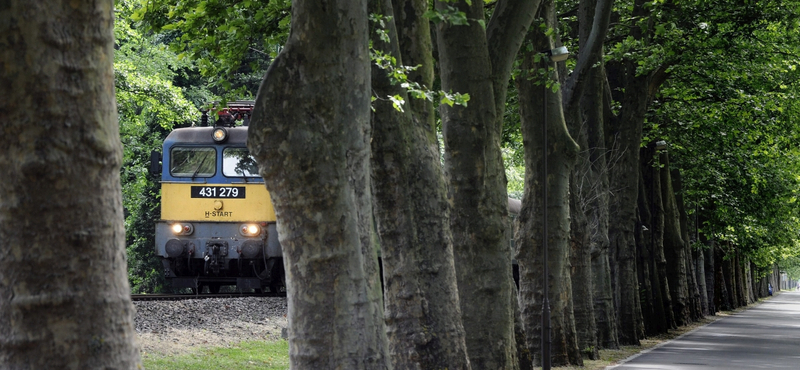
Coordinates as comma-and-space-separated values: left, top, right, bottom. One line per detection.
204, 240, 228, 275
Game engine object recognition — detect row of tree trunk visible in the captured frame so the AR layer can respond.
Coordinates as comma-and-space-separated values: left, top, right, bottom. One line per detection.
532, 0, 782, 365
544, 138, 779, 367
243, 0, 784, 368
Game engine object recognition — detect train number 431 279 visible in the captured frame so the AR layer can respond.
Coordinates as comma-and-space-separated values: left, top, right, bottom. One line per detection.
191, 186, 246, 198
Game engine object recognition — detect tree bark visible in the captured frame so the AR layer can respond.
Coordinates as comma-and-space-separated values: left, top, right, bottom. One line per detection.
369, 0, 471, 367
604, 0, 672, 343
569, 163, 597, 360
587, 66, 618, 351
749, 262, 758, 303
673, 169, 703, 321
639, 145, 674, 334
735, 253, 748, 307
0, 1, 141, 368
679, 182, 709, 316
248, 1, 390, 368
606, 96, 645, 344
565, 0, 615, 358
516, 3, 582, 364
695, 245, 709, 315
660, 152, 691, 326
636, 174, 655, 334
700, 210, 717, 314
436, 0, 539, 367
717, 245, 734, 311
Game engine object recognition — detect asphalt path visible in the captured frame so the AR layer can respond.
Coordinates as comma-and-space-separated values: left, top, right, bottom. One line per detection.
608, 291, 800, 369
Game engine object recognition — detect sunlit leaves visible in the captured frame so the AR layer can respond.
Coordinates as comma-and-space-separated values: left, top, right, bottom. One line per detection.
638, 0, 800, 270
117, 0, 207, 293
369, 32, 469, 113
134, 0, 290, 97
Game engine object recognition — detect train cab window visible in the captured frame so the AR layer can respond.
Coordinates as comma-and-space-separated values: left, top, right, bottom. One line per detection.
223, 147, 260, 177
170, 147, 216, 177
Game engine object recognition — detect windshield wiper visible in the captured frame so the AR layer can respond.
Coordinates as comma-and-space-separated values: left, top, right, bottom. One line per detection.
191, 153, 211, 180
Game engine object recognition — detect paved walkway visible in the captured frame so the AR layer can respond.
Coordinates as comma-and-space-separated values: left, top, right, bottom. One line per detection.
608, 291, 800, 369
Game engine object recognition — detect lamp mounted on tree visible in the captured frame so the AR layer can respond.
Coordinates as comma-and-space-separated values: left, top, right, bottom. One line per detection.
541, 44, 568, 370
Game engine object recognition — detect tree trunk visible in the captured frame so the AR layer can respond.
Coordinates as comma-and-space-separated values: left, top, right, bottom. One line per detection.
694, 245, 709, 315
606, 115, 644, 344
690, 206, 709, 315
700, 210, 717, 314
735, 253, 748, 307
516, 6, 582, 364
660, 152, 691, 326
673, 169, 703, 321
564, 0, 615, 358
436, 0, 540, 367
639, 145, 673, 334
635, 179, 653, 334
0, 1, 141, 367
369, 0, 471, 367
717, 246, 734, 311
514, 284, 534, 370
569, 149, 598, 360
750, 262, 760, 302
248, 1, 390, 368
586, 65, 618, 351
605, 0, 672, 344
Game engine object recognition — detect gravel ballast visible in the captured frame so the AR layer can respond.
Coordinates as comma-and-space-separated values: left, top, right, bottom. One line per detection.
133, 297, 288, 356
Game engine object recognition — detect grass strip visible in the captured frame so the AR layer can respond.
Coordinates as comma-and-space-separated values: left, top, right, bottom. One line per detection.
143, 340, 289, 370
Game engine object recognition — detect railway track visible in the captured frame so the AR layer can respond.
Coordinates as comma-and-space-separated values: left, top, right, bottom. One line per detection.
131, 292, 286, 301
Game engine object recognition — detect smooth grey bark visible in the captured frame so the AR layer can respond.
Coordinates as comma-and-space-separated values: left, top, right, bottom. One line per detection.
0, 1, 141, 368
435, 0, 539, 368
248, 1, 390, 368
369, 0, 470, 367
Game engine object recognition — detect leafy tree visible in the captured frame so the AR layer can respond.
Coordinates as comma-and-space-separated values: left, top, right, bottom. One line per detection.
116, 0, 204, 293
132, 0, 290, 97
646, 0, 800, 276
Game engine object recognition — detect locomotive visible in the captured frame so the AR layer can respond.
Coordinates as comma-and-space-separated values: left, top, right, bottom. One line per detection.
150, 101, 284, 293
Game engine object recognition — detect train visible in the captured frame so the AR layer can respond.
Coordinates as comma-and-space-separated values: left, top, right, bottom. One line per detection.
150, 101, 285, 293
149, 101, 523, 294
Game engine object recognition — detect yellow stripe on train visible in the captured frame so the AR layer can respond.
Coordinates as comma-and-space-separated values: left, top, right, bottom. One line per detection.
160, 183, 277, 222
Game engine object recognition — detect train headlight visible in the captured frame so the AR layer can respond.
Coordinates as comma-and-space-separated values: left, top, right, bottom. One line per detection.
240, 223, 261, 237
171, 222, 194, 235
212, 127, 228, 143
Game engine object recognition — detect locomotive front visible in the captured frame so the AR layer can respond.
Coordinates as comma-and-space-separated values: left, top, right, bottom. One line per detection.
152, 104, 284, 293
